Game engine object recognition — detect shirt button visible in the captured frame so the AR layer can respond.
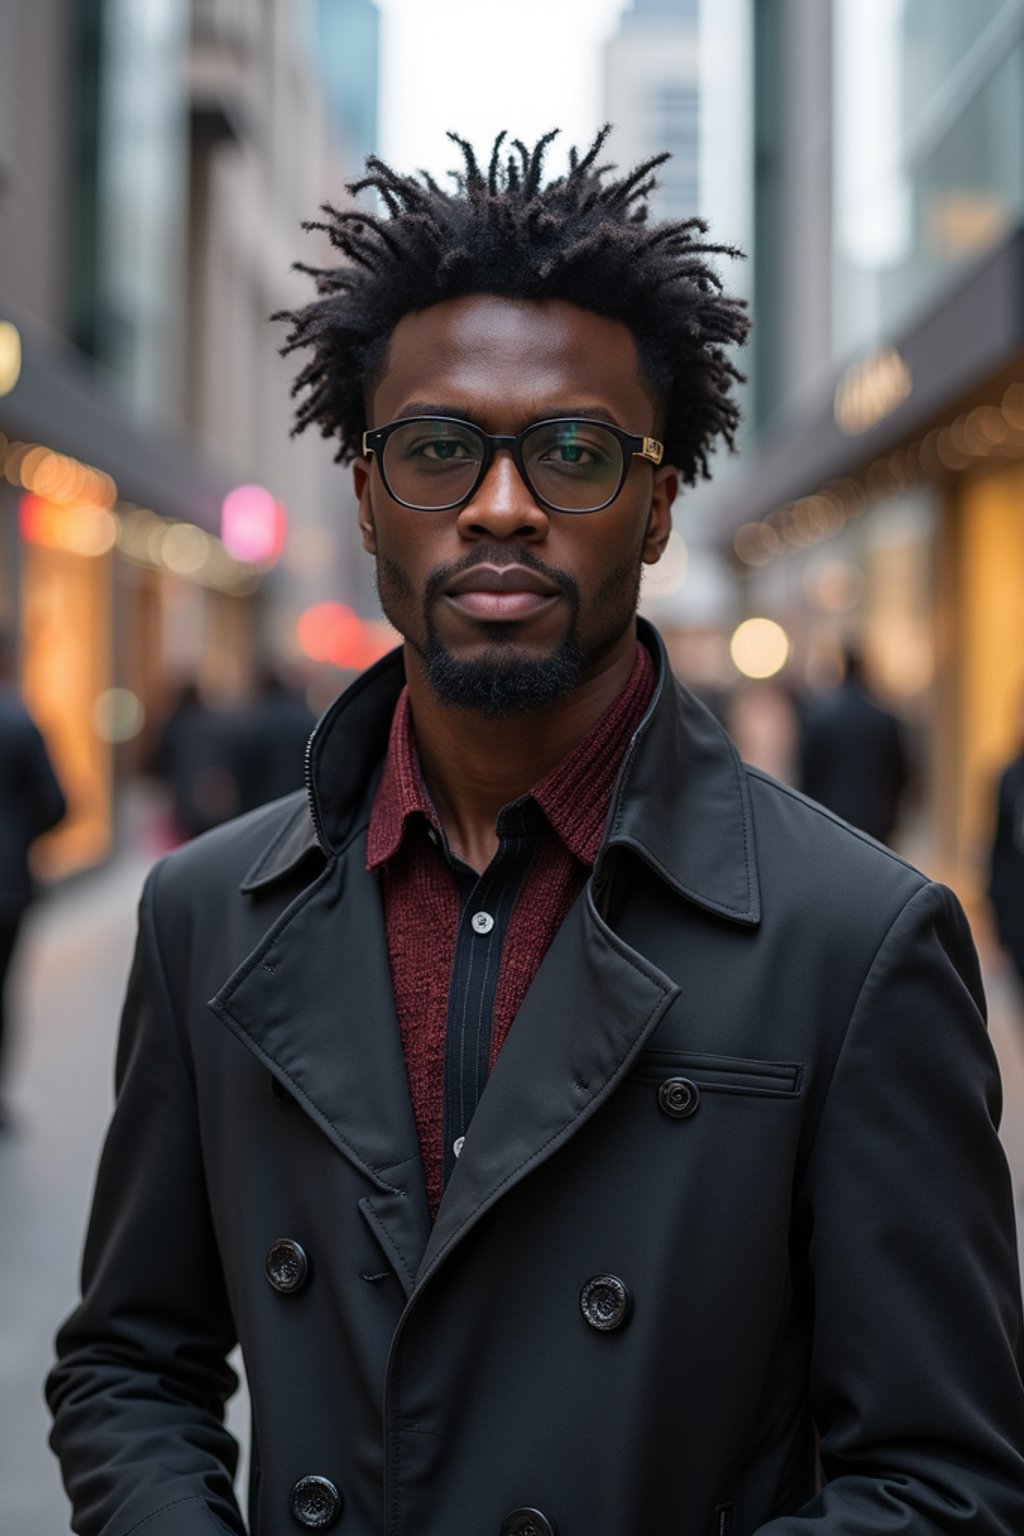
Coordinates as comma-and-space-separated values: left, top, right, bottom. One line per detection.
453, 1135, 465, 1158
471, 911, 495, 934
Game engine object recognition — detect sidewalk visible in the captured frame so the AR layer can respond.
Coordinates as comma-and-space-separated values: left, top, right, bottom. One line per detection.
2, 849, 1024, 1533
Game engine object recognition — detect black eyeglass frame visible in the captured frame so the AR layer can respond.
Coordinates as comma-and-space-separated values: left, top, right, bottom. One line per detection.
361, 415, 665, 515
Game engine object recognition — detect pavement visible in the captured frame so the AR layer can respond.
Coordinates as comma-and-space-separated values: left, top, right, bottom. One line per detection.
1, 848, 1024, 1534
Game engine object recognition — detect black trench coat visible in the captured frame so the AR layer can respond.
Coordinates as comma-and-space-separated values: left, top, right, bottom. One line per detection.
48, 623, 1024, 1536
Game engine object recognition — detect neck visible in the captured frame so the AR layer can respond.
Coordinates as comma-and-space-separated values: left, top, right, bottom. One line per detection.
405, 629, 638, 872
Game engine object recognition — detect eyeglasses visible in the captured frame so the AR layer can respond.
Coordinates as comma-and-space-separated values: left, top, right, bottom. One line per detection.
361, 415, 664, 515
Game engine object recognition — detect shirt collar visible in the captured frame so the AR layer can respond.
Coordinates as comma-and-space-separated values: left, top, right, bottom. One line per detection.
365, 690, 437, 868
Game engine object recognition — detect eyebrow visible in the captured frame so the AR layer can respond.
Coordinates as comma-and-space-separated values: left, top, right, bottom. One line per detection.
389, 402, 627, 429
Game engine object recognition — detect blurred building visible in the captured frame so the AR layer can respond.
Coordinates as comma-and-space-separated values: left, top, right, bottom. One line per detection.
316, 0, 381, 176
0, 0, 381, 877
704, 0, 1024, 911
604, 0, 701, 222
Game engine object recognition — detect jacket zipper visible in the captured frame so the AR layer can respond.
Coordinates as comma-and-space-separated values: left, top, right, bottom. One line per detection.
304, 723, 326, 851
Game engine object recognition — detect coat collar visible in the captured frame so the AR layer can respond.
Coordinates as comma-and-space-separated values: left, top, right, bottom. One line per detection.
239, 619, 760, 927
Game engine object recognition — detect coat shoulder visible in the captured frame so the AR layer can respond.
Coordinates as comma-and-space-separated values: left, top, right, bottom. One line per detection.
150, 791, 316, 914
744, 763, 927, 916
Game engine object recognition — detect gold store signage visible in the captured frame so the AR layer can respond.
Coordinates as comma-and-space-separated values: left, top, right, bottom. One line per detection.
834, 348, 912, 436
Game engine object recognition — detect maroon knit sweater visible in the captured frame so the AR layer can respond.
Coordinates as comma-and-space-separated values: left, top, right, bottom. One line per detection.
366, 642, 655, 1215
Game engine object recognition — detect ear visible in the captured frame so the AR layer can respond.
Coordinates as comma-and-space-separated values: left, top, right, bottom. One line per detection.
642, 465, 679, 565
353, 458, 376, 554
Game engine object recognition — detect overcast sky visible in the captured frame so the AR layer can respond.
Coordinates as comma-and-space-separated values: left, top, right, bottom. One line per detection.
377, 0, 630, 183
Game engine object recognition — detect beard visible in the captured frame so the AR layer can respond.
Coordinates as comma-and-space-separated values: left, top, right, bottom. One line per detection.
373, 533, 642, 720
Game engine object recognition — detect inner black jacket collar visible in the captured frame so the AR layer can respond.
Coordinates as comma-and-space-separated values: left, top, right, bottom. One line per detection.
240, 619, 761, 927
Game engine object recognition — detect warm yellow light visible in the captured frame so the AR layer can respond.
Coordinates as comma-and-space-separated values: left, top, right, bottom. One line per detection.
733, 521, 780, 566
730, 617, 791, 680
0, 321, 22, 396
65, 507, 118, 558
160, 522, 210, 576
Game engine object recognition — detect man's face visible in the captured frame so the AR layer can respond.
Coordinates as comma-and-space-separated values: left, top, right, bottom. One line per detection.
353, 295, 678, 715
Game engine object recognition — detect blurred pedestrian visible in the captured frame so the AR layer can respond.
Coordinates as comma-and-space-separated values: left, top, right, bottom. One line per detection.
799, 647, 909, 844
48, 129, 1024, 1536
988, 694, 1024, 991
155, 681, 244, 842
0, 630, 65, 1130
236, 665, 315, 813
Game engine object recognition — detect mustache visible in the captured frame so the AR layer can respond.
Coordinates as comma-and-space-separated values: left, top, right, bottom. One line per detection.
424, 546, 579, 607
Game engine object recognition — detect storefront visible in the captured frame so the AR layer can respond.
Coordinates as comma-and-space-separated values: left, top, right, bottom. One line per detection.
712, 232, 1024, 911
0, 297, 265, 881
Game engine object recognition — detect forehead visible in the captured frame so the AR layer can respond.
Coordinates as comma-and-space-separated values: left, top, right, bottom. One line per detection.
369, 294, 657, 429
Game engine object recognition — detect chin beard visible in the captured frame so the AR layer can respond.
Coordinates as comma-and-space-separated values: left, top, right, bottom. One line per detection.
422, 631, 589, 718
374, 536, 640, 720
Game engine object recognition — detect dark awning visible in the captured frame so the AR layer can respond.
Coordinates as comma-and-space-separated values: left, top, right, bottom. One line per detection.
705, 227, 1024, 539
0, 289, 238, 533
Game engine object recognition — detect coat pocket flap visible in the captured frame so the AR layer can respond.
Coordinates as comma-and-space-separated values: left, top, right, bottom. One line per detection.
628, 1049, 803, 1097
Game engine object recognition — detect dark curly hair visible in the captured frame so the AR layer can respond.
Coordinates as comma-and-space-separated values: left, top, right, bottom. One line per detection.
276, 126, 749, 485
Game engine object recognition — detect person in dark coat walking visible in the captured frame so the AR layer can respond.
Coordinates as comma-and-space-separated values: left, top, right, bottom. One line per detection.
155, 682, 244, 842
47, 130, 1024, 1536
988, 699, 1024, 990
799, 648, 909, 844
0, 631, 66, 1128
235, 667, 316, 814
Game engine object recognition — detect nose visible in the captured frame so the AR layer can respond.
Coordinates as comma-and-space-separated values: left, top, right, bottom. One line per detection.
455, 448, 549, 541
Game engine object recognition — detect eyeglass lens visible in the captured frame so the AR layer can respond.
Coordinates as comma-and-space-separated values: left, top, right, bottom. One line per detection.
380, 419, 625, 512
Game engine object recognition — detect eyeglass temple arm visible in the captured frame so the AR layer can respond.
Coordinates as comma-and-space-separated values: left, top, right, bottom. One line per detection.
637, 437, 664, 465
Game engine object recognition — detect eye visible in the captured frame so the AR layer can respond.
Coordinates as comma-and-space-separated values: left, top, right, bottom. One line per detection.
530, 423, 617, 474
417, 437, 475, 461
395, 424, 480, 462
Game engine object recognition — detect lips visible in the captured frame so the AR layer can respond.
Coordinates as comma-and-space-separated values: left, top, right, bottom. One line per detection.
442, 563, 563, 622
443, 564, 562, 598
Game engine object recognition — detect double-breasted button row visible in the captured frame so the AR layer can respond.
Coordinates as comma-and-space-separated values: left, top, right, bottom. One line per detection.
580, 1273, 631, 1331
501, 1508, 557, 1536
290, 1475, 342, 1528
266, 1238, 309, 1294
658, 1076, 700, 1119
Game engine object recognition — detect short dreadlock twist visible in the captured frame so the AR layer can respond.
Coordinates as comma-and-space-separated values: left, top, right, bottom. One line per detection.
276, 126, 749, 484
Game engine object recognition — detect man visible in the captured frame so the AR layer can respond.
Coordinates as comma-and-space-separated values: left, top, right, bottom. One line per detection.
799, 648, 909, 846
48, 131, 1024, 1536
0, 629, 65, 1129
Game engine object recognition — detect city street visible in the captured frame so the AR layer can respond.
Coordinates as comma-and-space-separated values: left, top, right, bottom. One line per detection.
2, 850, 1024, 1534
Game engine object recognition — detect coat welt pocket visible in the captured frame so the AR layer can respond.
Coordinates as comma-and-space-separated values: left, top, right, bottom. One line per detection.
629, 1049, 803, 1098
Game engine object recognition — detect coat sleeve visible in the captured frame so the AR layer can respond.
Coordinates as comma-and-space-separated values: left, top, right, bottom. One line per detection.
46, 864, 245, 1536
757, 880, 1024, 1535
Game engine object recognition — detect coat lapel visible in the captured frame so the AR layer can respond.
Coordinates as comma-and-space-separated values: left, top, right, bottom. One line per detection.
416, 885, 678, 1286
209, 840, 431, 1294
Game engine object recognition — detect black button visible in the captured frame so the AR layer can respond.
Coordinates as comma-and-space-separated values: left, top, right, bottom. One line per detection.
500, 1509, 557, 1536
658, 1076, 700, 1119
290, 1475, 342, 1528
580, 1274, 631, 1331
266, 1238, 309, 1294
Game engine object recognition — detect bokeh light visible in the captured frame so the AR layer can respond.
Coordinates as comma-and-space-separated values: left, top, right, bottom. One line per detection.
93, 688, 146, 744
221, 484, 286, 565
0, 321, 22, 396
730, 617, 791, 679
